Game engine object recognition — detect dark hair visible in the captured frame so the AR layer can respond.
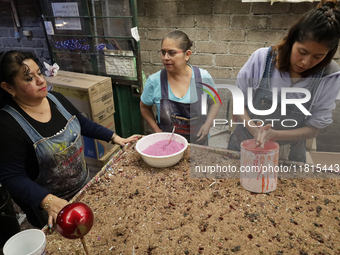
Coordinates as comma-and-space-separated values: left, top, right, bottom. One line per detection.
162, 30, 193, 51
0, 50, 42, 108
272, 0, 340, 77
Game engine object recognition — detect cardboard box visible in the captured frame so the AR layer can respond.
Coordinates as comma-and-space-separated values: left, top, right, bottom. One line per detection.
46, 72, 114, 123
306, 137, 317, 152
82, 115, 116, 159
306, 151, 313, 164
85, 144, 121, 178
57, 70, 107, 82
309, 151, 340, 166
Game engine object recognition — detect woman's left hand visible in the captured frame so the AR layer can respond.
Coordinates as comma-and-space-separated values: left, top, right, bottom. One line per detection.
196, 123, 210, 142
113, 134, 140, 146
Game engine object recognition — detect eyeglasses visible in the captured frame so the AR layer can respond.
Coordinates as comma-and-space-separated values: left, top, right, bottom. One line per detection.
158, 50, 186, 58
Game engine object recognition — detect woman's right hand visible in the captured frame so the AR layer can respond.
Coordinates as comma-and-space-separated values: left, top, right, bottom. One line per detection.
41, 194, 69, 228
254, 123, 274, 148
113, 134, 140, 146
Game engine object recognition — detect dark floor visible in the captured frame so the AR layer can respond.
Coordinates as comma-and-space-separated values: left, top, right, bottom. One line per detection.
12, 200, 36, 230
0, 201, 36, 255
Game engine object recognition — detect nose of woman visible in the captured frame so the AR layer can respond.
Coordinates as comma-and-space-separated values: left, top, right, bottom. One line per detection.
301, 55, 311, 67
37, 75, 46, 84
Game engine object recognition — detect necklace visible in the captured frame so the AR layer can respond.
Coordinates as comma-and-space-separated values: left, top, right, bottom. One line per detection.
25, 107, 43, 114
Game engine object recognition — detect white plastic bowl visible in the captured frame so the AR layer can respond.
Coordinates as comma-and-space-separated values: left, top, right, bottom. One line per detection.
3, 229, 46, 255
136, 132, 188, 168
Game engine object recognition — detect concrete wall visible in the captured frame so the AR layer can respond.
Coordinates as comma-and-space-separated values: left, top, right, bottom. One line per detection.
0, 0, 51, 64
138, 0, 340, 152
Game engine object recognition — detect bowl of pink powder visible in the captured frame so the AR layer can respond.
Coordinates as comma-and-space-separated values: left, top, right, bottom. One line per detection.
135, 132, 188, 168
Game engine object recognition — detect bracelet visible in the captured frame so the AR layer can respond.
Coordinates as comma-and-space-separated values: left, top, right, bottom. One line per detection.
43, 195, 55, 210
111, 133, 117, 144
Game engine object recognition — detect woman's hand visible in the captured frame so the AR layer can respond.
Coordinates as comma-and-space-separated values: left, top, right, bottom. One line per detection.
113, 134, 139, 146
154, 128, 163, 133
254, 123, 275, 149
41, 194, 69, 228
196, 123, 210, 142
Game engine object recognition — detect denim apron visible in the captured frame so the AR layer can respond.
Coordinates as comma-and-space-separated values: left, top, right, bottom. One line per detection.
2, 93, 88, 199
228, 47, 323, 162
158, 66, 207, 145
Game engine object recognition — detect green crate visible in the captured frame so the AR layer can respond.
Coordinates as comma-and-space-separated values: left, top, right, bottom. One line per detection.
112, 84, 144, 137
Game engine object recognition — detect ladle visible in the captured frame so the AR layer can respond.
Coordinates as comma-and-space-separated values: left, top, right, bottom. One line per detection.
165, 126, 176, 147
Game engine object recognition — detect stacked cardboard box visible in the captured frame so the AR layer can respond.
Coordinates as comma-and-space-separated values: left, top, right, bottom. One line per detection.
45, 71, 116, 161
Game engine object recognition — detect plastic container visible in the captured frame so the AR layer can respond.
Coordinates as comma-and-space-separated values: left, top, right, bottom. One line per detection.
240, 139, 279, 193
136, 133, 188, 168
3, 229, 46, 255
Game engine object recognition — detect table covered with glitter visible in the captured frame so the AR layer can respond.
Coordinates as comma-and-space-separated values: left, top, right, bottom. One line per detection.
43, 139, 340, 254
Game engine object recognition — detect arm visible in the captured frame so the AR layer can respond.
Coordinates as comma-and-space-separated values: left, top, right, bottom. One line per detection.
140, 101, 162, 133
0, 161, 50, 207
78, 112, 114, 141
196, 69, 220, 141
77, 111, 138, 146
256, 125, 319, 147
254, 123, 320, 149
196, 97, 220, 141
140, 73, 163, 133
235, 109, 319, 148
0, 161, 68, 227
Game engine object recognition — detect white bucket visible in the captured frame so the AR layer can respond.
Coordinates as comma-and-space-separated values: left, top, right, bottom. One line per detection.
3, 229, 46, 255
240, 139, 279, 193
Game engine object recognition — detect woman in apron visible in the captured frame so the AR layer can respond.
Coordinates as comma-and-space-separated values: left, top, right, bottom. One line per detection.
0, 50, 138, 228
140, 30, 219, 145
228, 0, 340, 162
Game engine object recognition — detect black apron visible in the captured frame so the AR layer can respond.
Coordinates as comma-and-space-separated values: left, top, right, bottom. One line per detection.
2, 93, 89, 228
158, 66, 207, 145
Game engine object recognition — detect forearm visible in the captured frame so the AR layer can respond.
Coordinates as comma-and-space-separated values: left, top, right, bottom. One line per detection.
234, 108, 319, 142
77, 112, 114, 141
0, 162, 49, 208
205, 101, 219, 127
270, 126, 319, 142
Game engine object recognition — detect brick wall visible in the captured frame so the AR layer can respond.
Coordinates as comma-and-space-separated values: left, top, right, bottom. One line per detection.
138, 0, 340, 152
0, 0, 51, 64
0, 0, 338, 152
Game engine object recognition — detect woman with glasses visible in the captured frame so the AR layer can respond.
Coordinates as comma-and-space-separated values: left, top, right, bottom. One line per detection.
140, 30, 219, 145
227, 0, 340, 162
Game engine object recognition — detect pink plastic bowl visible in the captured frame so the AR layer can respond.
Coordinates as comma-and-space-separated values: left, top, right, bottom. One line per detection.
136, 133, 188, 168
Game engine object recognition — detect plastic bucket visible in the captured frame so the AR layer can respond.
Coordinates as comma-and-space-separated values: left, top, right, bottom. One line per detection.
240, 139, 279, 193
0, 186, 20, 248
3, 229, 46, 255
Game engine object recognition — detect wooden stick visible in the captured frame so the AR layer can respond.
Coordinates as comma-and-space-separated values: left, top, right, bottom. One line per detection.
170, 115, 199, 121
81, 237, 90, 255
